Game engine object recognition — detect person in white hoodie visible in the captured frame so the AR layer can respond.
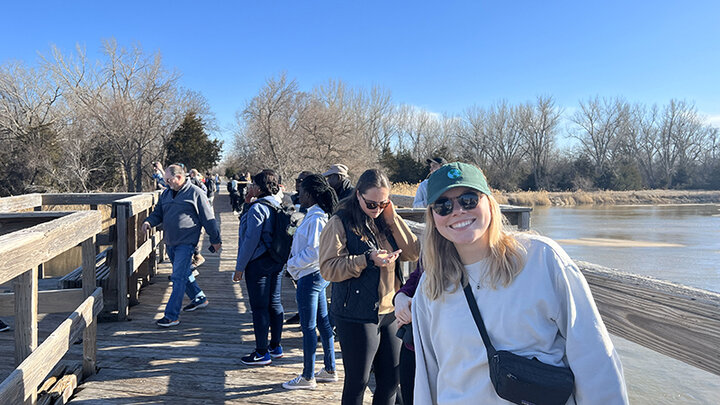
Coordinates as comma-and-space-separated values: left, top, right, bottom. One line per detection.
412, 162, 628, 405
282, 174, 339, 390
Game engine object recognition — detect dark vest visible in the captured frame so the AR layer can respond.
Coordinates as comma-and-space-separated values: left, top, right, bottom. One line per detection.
330, 215, 382, 324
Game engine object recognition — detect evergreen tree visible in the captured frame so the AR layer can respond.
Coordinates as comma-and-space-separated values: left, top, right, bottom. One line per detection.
166, 113, 223, 172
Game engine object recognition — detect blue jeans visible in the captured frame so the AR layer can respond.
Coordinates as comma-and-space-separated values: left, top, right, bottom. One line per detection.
296, 271, 335, 379
245, 253, 284, 354
165, 244, 205, 320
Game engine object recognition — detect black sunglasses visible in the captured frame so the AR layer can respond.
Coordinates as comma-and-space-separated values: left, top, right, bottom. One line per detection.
432, 192, 482, 216
360, 194, 391, 210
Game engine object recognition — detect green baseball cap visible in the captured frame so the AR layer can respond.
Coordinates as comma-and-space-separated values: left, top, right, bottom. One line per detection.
426, 162, 492, 205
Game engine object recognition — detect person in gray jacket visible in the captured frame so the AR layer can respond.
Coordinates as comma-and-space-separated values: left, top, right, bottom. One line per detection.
143, 164, 222, 328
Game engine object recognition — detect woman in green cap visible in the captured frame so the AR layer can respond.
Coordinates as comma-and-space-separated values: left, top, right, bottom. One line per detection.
412, 162, 628, 404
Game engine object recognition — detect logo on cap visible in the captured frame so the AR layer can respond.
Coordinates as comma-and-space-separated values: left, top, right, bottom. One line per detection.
448, 168, 462, 179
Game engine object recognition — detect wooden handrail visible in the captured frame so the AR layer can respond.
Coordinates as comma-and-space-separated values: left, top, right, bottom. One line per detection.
127, 235, 157, 276
579, 261, 720, 376
0, 194, 42, 212
0, 211, 102, 285
41, 193, 139, 206
0, 289, 87, 316
0, 288, 103, 404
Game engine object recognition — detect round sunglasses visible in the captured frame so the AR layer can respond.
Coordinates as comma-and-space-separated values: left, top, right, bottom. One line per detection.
360, 194, 391, 210
431, 192, 482, 216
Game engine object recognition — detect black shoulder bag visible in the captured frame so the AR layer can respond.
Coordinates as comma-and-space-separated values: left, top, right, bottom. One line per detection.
463, 285, 575, 405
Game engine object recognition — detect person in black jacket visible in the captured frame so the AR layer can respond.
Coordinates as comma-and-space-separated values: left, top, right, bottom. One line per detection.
323, 164, 355, 201
319, 169, 420, 405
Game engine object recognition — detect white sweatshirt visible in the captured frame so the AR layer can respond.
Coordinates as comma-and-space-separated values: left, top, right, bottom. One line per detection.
286, 204, 328, 280
412, 234, 628, 405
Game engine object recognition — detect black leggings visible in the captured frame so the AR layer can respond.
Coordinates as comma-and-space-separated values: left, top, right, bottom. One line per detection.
399, 344, 415, 404
335, 314, 401, 405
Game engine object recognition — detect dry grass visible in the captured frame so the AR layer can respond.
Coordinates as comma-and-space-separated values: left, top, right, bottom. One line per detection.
393, 182, 720, 207
500, 189, 720, 206
391, 182, 420, 196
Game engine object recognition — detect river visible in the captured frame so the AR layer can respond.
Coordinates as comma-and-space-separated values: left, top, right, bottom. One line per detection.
531, 204, 720, 404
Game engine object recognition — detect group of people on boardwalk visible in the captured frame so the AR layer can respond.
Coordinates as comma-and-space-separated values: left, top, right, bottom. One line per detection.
143, 159, 629, 404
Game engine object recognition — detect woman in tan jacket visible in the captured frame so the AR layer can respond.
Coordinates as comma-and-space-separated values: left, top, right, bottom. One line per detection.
319, 169, 419, 405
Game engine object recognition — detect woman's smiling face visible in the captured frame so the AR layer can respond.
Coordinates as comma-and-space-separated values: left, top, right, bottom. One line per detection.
432, 186, 491, 249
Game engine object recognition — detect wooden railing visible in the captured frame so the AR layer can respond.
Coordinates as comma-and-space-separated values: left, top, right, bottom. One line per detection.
0, 210, 104, 404
0, 192, 165, 320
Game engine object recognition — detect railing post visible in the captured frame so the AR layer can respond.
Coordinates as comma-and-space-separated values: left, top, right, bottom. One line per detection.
116, 204, 129, 321
14, 266, 38, 404
148, 207, 158, 278
128, 212, 140, 306
518, 211, 530, 230
82, 236, 98, 379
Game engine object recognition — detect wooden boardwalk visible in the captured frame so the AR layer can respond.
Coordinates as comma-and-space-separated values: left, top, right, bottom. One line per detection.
2, 191, 371, 404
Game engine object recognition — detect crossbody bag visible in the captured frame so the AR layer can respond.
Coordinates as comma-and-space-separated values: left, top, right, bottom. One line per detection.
463, 285, 575, 405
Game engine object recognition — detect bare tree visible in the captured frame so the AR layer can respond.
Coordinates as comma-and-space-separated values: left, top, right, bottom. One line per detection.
569, 96, 630, 177
45, 40, 190, 191
657, 100, 711, 187
486, 102, 526, 189
518, 96, 562, 190
0, 61, 62, 194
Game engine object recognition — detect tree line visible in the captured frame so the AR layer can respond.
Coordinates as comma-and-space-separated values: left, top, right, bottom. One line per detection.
0, 40, 221, 196
227, 73, 719, 191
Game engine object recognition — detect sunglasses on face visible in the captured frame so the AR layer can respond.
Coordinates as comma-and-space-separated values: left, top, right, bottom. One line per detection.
360, 194, 391, 210
431, 192, 482, 216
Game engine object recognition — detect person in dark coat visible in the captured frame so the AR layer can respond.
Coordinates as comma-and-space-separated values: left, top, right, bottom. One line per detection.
323, 164, 354, 201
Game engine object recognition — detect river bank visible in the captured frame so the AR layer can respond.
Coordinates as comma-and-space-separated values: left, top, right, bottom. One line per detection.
495, 189, 720, 207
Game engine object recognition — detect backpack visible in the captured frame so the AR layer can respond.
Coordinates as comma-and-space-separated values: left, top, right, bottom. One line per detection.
204, 177, 214, 198
254, 199, 305, 263
227, 179, 237, 193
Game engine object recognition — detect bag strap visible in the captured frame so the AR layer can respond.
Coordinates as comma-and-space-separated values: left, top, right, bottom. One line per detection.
463, 284, 497, 356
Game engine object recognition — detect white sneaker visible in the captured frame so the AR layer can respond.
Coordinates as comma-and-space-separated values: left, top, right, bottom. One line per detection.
315, 368, 338, 382
282, 375, 317, 390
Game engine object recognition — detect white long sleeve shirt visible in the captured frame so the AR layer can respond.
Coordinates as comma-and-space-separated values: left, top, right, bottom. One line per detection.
286, 204, 328, 280
412, 234, 628, 405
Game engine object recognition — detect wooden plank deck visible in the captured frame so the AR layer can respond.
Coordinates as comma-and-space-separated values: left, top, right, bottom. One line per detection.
2, 190, 372, 404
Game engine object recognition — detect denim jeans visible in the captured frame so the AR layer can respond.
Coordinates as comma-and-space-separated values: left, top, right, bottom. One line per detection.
165, 244, 205, 320
245, 253, 284, 354
296, 271, 335, 379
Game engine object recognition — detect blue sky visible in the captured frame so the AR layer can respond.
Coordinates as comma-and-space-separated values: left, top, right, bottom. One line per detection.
2, 1, 719, 147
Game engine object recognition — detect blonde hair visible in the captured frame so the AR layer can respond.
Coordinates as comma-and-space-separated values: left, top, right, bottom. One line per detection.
421, 194, 526, 300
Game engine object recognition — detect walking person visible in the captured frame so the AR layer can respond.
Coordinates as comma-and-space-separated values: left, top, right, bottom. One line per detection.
204, 171, 216, 205
412, 162, 628, 404
142, 164, 222, 328
233, 169, 286, 365
319, 169, 420, 405
282, 174, 339, 390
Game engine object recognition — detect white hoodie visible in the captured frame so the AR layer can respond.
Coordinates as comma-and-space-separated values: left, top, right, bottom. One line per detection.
286, 204, 328, 280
